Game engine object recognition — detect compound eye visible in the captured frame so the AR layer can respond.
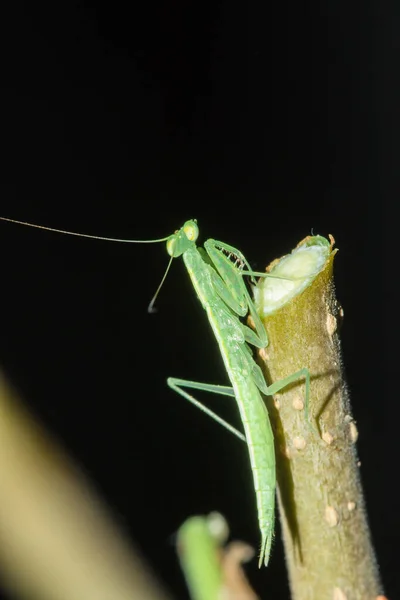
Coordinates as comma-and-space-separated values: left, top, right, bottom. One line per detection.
166, 237, 176, 257
183, 220, 199, 242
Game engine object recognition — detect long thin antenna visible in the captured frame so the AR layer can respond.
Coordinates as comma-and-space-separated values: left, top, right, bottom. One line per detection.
1, 216, 178, 313
0, 217, 170, 244
147, 255, 175, 314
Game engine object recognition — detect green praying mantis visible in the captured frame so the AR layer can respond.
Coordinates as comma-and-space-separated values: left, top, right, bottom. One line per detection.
0, 216, 310, 567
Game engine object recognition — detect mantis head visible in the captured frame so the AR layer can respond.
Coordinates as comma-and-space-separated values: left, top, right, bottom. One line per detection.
166, 220, 199, 258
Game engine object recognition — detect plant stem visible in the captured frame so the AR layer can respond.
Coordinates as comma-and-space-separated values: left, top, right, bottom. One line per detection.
254, 236, 383, 600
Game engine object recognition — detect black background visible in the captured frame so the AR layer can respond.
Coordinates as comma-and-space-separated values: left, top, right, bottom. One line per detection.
0, 2, 395, 599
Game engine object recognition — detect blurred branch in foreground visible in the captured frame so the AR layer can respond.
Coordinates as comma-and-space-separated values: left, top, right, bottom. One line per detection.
0, 371, 171, 600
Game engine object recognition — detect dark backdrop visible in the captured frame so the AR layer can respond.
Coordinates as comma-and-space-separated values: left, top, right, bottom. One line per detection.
0, 2, 395, 598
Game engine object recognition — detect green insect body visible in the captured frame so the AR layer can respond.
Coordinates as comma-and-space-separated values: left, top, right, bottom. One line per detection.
166, 220, 309, 567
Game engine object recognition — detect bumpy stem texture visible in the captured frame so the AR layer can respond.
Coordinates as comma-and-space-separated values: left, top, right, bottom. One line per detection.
256, 241, 383, 600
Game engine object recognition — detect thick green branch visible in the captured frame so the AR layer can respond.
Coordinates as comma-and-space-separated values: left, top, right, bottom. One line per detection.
253, 235, 383, 600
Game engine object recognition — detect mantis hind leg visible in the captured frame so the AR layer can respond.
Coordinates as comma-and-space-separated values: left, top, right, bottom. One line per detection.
167, 377, 246, 442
